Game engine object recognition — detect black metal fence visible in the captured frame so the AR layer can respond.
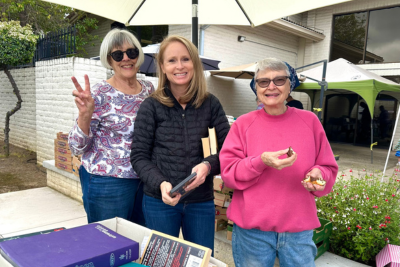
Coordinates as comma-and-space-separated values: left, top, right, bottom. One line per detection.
34, 25, 76, 63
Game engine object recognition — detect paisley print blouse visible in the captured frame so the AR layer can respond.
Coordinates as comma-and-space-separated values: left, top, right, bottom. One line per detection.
68, 79, 155, 178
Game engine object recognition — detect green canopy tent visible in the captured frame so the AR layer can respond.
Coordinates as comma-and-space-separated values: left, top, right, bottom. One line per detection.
296, 58, 400, 162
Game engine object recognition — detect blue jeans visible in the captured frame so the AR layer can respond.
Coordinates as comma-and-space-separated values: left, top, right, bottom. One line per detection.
143, 195, 215, 255
79, 166, 145, 226
232, 224, 317, 267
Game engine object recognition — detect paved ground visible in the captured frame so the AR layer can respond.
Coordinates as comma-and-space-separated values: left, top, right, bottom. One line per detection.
331, 142, 397, 172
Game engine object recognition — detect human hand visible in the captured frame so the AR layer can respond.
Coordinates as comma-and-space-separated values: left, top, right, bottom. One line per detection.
71, 75, 94, 119
261, 148, 297, 170
160, 181, 181, 206
185, 163, 208, 191
301, 168, 326, 192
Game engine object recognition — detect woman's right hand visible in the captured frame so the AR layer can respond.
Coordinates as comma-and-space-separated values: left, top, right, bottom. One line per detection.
71, 75, 94, 135
261, 148, 297, 170
160, 181, 181, 206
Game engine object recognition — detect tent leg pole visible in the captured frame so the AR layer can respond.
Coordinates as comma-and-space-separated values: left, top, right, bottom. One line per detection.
382, 103, 400, 182
371, 120, 373, 164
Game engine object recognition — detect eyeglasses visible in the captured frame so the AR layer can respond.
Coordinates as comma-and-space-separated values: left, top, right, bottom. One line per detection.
108, 48, 139, 62
255, 76, 289, 88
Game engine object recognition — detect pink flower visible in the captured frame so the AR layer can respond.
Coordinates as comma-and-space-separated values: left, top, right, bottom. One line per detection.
353, 208, 356, 211
363, 169, 366, 171
392, 194, 395, 197
370, 174, 373, 176
335, 210, 339, 214
336, 193, 339, 195
366, 197, 370, 200
369, 227, 372, 230
350, 169, 352, 172
347, 227, 351, 230
385, 199, 388, 202
373, 205, 378, 208
334, 207, 337, 209
356, 225, 362, 229
386, 238, 389, 241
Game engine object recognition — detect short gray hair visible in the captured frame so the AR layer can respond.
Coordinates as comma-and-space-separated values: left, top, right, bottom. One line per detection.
254, 58, 290, 80
100, 28, 144, 70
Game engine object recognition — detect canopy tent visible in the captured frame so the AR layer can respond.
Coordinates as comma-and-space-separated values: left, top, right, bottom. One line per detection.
296, 58, 400, 118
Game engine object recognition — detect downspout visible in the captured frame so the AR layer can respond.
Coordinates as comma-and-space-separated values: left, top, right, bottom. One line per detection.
199, 25, 210, 56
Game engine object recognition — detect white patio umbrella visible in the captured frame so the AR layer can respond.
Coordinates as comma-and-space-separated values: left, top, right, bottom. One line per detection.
41, 0, 353, 47
209, 62, 257, 79
140, 44, 220, 74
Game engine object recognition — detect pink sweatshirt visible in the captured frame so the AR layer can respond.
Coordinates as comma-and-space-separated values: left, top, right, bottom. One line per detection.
220, 107, 338, 233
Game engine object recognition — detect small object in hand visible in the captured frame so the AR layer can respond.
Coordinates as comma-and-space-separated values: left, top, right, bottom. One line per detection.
287, 146, 294, 157
303, 176, 326, 186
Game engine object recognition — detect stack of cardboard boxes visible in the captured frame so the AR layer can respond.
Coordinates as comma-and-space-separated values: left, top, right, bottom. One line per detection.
213, 175, 234, 240
54, 132, 81, 177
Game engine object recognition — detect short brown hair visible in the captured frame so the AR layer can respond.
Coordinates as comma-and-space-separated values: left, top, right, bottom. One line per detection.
151, 35, 208, 108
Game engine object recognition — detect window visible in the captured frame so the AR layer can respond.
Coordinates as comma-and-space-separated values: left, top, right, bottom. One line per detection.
331, 6, 400, 64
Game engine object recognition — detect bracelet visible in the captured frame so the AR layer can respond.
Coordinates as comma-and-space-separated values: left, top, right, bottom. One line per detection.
202, 161, 211, 175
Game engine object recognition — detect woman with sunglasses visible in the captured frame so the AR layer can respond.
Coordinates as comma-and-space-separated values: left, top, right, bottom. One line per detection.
220, 58, 338, 267
68, 28, 154, 224
130, 35, 230, 252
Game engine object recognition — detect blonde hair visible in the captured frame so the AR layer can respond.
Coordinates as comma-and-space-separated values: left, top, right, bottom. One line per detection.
100, 28, 144, 70
151, 35, 208, 108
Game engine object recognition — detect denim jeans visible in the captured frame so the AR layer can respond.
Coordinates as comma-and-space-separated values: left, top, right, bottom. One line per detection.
143, 195, 215, 255
232, 224, 317, 267
79, 166, 145, 226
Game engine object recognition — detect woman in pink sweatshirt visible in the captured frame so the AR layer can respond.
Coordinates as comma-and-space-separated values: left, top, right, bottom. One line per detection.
220, 58, 338, 267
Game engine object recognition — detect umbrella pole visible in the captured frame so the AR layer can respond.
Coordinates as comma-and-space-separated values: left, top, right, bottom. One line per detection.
382, 103, 400, 182
318, 60, 328, 121
192, 0, 199, 48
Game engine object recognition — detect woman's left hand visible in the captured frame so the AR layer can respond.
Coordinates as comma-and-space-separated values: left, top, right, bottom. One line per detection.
301, 168, 326, 192
185, 163, 209, 191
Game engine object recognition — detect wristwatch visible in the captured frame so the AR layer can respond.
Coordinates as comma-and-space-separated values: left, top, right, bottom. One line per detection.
202, 161, 211, 175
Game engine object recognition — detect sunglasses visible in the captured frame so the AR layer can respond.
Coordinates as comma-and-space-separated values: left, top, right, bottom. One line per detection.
255, 76, 289, 88
108, 48, 139, 62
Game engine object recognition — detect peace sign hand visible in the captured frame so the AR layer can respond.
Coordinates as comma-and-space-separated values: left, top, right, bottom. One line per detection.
71, 75, 94, 135
71, 75, 94, 119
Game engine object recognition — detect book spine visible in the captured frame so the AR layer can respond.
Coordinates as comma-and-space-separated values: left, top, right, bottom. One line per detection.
65, 245, 138, 267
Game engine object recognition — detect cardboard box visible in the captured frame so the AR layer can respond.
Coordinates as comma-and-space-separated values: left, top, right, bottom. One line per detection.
215, 206, 228, 220
0, 218, 230, 267
376, 244, 400, 267
54, 153, 72, 163
214, 192, 227, 207
55, 160, 73, 173
98, 218, 228, 267
215, 219, 227, 232
213, 176, 233, 194
72, 156, 81, 177
57, 132, 69, 141
54, 139, 70, 149
55, 146, 72, 156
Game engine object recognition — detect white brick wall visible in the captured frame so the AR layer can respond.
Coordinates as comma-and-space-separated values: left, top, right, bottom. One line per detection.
0, 67, 36, 151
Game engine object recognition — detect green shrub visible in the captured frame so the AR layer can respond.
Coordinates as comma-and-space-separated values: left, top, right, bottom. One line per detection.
316, 170, 400, 264
0, 21, 38, 66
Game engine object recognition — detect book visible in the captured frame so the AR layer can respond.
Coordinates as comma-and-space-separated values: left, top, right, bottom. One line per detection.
201, 137, 211, 158
169, 172, 197, 199
0, 223, 139, 267
140, 230, 212, 267
0, 228, 65, 243
208, 128, 218, 155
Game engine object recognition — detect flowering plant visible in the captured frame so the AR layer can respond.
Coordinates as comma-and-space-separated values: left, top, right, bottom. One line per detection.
316, 170, 400, 264
0, 21, 38, 66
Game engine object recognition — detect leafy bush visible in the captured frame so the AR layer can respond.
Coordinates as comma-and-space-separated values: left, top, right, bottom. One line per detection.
316, 170, 400, 264
0, 21, 38, 66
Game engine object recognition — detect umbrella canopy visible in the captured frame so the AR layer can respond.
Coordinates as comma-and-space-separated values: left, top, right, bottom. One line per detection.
209, 62, 256, 79
296, 58, 400, 117
140, 44, 220, 74
41, 0, 353, 47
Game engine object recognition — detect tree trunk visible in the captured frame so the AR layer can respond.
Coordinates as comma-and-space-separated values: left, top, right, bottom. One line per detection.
3, 66, 23, 157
